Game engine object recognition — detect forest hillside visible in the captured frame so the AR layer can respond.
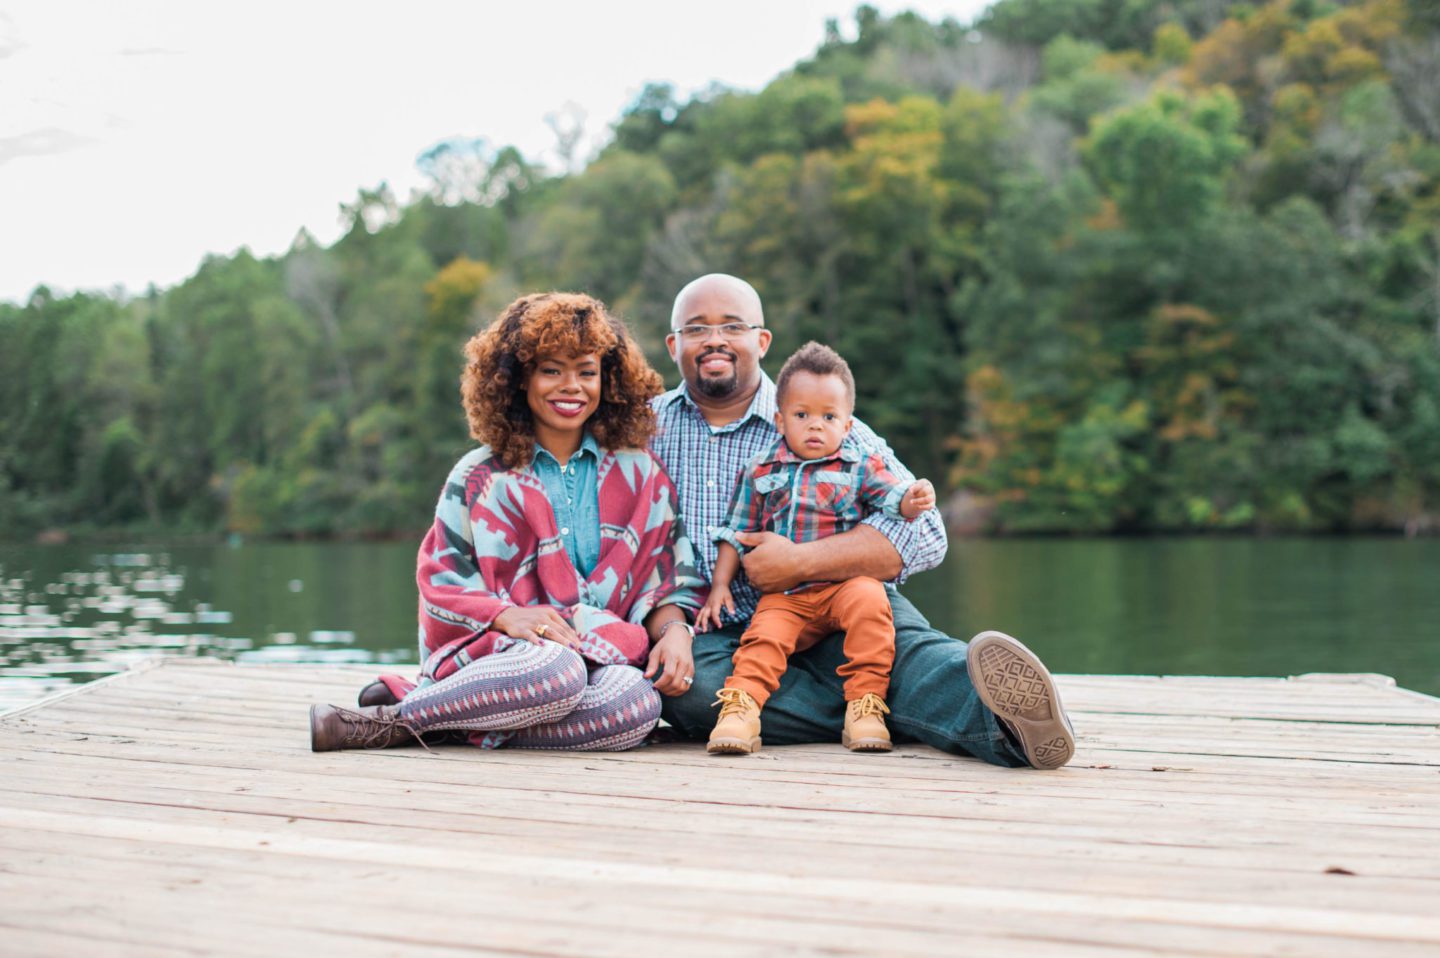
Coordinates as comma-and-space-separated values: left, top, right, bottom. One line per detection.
4, 0, 1438, 538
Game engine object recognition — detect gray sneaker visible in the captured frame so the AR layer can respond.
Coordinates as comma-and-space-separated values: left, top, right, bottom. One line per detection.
968, 631, 1075, 770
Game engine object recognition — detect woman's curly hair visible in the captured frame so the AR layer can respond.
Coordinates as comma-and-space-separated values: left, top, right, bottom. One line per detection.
461, 292, 663, 469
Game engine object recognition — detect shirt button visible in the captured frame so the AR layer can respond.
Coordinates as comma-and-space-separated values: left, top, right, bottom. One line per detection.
706, 480, 715, 487
561, 527, 571, 535
709, 436, 717, 444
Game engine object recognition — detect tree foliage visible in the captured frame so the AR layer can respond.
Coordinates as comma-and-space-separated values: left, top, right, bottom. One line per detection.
4, 0, 1438, 538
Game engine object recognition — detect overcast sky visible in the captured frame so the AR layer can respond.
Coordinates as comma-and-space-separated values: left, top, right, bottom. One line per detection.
0, 1, 990, 304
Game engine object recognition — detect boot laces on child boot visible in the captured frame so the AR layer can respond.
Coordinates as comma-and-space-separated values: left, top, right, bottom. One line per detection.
842, 693, 892, 752
707, 688, 762, 755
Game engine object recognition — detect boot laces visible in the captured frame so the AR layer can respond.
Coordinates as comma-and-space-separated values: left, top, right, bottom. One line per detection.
850, 693, 890, 719
712, 687, 755, 718
336, 706, 431, 753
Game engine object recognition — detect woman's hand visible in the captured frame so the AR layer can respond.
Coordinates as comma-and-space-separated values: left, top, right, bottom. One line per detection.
644, 623, 695, 697
492, 606, 581, 650
695, 584, 734, 633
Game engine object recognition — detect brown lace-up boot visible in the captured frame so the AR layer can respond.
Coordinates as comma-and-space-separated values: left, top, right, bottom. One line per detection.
356, 680, 400, 708
309, 703, 424, 752
842, 693, 892, 751
707, 688, 762, 755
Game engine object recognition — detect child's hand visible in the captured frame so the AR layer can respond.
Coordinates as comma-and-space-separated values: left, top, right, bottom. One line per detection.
900, 479, 936, 520
695, 585, 735, 633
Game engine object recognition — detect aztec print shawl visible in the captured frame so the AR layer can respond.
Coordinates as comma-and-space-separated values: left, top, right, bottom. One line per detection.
412, 444, 703, 685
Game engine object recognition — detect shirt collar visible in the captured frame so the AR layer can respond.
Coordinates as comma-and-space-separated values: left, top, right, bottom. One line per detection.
759, 435, 863, 466
531, 431, 600, 468
662, 374, 777, 433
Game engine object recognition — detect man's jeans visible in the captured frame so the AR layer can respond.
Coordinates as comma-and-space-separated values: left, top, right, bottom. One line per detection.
661, 587, 1028, 767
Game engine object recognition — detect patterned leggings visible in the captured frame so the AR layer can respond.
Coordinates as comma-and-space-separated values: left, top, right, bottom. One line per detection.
397, 642, 661, 751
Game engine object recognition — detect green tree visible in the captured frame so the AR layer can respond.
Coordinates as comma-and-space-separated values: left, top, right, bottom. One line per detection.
1083, 87, 1246, 237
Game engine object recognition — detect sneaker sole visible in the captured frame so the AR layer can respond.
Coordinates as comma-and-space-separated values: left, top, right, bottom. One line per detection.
707, 736, 761, 755
968, 631, 1075, 770
842, 732, 893, 752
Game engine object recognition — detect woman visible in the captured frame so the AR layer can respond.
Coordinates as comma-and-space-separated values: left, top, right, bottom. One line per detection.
309, 292, 703, 751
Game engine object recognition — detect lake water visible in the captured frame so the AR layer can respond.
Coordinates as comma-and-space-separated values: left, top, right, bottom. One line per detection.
2, 537, 1437, 711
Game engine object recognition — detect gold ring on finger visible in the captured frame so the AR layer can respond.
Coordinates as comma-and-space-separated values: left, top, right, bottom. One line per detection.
536, 624, 548, 638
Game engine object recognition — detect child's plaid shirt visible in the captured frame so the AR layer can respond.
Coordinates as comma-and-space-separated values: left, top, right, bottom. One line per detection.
714, 436, 915, 591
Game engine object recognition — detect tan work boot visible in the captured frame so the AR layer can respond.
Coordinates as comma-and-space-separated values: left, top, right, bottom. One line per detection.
309, 703, 424, 752
842, 693, 893, 752
707, 687, 762, 755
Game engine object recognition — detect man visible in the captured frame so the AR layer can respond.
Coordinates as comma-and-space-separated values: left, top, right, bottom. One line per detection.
649, 273, 1075, 769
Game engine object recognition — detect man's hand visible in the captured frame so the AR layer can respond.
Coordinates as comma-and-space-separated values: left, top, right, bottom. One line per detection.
695, 584, 735, 633
733, 531, 807, 593
492, 606, 581, 649
900, 479, 936, 520
643, 626, 695, 696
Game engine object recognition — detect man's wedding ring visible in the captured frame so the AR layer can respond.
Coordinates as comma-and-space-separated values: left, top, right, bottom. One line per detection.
682, 676, 694, 685
535, 625, 548, 638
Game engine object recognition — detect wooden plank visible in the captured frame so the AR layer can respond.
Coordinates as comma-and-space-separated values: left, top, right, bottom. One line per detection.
15, 688, 1439, 762
5, 743, 1438, 848
0, 656, 166, 718
2, 660, 1438, 957
0, 825, 1264, 958
0, 924, 209, 958
5, 743, 1435, 854
1, 753, 1433, 865
6, 734, 1436, 809
4, 804, 1439, 946
0, 850, 1319, 958
1, 777, 1436, 917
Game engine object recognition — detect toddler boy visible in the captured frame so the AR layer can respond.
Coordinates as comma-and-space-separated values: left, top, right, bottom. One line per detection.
697, 342, 935, 754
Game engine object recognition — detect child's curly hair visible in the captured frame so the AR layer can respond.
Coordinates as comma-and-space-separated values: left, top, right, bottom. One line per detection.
461, 292, 663, 469
776, 341, 856, 408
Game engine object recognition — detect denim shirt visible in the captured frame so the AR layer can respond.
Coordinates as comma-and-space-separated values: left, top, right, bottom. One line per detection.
530, 433, 601, 578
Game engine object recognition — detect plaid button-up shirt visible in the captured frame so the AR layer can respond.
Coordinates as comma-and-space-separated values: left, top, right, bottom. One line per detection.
650, 374, 947, 624
716, 438, 914, 594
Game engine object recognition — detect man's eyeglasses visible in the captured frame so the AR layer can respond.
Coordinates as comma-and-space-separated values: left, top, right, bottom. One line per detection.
674, 322, 763, 341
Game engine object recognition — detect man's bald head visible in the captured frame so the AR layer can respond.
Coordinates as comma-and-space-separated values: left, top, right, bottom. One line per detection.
670, 273, 764, 329
666, 273, 772, 406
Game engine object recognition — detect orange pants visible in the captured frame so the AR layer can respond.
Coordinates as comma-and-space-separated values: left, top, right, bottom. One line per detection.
725, 576, 894, 707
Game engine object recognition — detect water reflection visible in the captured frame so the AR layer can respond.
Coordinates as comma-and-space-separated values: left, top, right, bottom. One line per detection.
0, 543, 417, 711
2, 537, 1437, 712
904, 537, 1440, 698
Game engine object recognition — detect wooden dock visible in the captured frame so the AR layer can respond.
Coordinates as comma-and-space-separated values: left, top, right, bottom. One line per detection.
1, 659, 1437, 957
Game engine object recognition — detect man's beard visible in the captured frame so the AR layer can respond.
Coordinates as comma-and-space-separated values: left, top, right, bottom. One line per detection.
693, 348, 739, 399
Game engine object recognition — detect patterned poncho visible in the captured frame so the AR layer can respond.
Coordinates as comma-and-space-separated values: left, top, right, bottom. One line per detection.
413, 444, 704, 685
